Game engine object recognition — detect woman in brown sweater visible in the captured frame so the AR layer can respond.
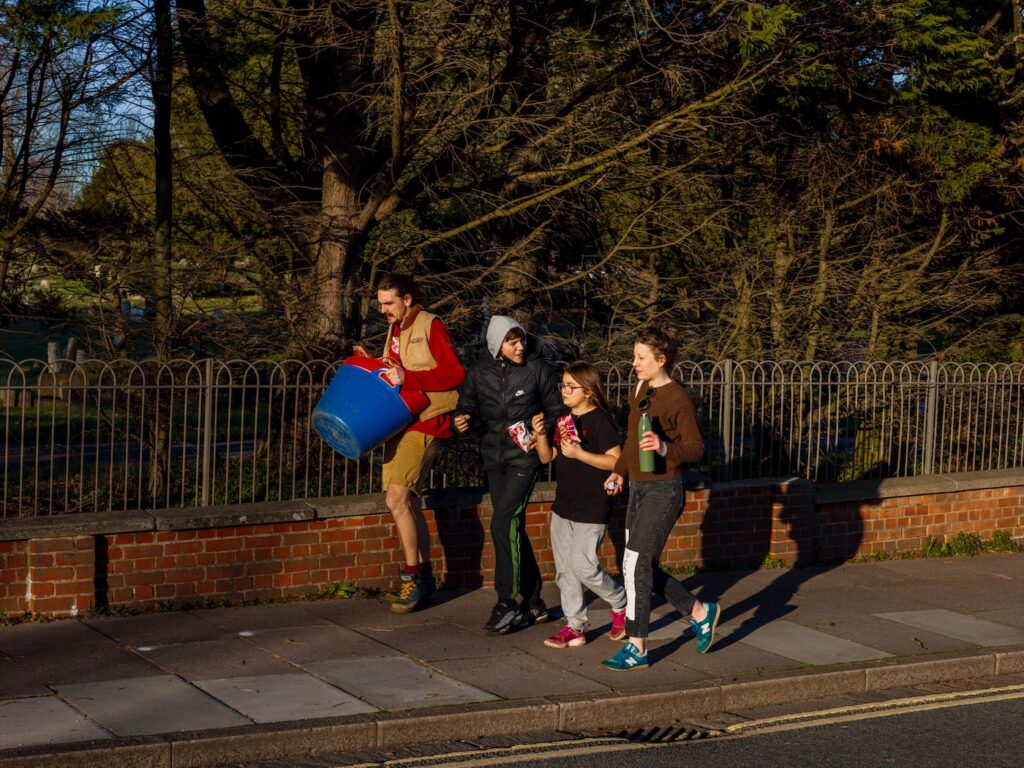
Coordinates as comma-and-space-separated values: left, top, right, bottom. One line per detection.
602, 325, 720, 670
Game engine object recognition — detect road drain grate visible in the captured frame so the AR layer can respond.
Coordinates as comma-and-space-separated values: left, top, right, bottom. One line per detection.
615, 723, 716, 743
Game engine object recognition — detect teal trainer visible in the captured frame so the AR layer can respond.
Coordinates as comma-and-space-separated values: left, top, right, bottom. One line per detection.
691, 601, 720, 653
601, 641, 649, 671
390, 572, 423, 614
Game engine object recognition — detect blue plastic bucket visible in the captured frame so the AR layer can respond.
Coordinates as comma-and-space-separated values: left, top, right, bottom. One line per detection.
313, 356, 428, 459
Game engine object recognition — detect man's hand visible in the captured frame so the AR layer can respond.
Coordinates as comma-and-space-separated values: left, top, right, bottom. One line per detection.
384, 364, 405, 386
454, 414, 471, 433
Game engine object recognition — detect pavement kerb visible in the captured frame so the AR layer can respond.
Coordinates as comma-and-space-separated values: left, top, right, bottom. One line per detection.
995, 649, 1024, 675
3, 646, 1024, 768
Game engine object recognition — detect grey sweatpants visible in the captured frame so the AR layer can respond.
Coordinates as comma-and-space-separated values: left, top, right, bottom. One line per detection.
550, 512, 627, 630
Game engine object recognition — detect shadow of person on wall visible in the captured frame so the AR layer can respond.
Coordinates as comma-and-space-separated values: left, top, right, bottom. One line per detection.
424, 485, 486, 600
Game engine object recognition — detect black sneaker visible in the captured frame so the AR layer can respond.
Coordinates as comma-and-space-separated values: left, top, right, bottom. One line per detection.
527, 599, 549, 625
484, 600, 522, 634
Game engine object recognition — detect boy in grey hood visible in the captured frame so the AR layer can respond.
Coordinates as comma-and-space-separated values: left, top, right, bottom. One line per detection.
454, 315, 564, 633
485, 315, 524, 359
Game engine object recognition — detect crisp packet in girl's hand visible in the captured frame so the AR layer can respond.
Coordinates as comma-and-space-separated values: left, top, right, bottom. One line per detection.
507, 421, 532, 452
557, 414, 580, 444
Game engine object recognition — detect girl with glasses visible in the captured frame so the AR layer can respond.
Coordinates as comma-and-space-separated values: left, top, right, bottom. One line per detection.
601, 325, 719, 670
531, 363, 627, 649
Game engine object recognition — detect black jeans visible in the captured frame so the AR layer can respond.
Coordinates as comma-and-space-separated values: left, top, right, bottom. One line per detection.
486, 466, 542, 603
623, 478, 697, 638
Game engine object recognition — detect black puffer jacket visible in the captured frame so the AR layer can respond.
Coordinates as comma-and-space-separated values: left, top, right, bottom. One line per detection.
456, 353, 565, 471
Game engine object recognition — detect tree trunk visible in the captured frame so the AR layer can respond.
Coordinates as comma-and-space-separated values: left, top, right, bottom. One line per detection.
770, 217, 793, 353
803, 210, 834, 360
291, 158, 365, 356
149, 0, 174, 502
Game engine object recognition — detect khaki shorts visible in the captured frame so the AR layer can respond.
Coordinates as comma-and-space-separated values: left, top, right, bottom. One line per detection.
382, 431, 439, 495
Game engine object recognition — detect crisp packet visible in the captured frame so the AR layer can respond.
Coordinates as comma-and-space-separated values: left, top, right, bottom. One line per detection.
557, 414, 580, 444
507, 421, 532, 452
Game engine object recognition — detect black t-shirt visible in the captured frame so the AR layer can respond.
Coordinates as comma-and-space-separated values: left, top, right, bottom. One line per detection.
552, 409, 621, 524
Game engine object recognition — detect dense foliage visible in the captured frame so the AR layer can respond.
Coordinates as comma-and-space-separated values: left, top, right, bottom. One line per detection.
3, 0, 1023, 362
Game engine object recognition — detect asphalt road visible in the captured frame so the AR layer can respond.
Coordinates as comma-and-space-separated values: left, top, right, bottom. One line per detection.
302, 690, 1024, 768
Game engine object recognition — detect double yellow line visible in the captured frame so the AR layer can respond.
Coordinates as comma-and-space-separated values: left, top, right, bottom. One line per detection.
725, 683, 1024, 736
344, 683, 1024, 767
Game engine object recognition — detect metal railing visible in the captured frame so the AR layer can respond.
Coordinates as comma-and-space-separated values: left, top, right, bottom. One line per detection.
1, 358, 1021, 517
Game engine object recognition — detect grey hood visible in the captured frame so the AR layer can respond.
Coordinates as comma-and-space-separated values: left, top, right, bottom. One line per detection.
486, 315, 525, 359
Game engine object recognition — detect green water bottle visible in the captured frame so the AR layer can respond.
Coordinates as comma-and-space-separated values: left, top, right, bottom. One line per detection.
638, 411, 655, 472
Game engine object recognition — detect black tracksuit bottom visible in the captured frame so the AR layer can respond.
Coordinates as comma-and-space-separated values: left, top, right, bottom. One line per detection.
486, 465, 542, 604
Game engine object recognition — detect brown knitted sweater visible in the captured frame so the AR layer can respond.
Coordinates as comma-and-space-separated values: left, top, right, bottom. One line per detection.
613, 380, 704, 481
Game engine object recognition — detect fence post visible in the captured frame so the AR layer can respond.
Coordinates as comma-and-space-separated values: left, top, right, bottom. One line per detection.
201, 358, 214, 506
922, 360, 939, 476
720, 359, 735, 481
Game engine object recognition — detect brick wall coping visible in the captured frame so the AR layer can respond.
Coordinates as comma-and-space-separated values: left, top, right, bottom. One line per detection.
1, 468, 1020, 543
815, 468, 1024, 505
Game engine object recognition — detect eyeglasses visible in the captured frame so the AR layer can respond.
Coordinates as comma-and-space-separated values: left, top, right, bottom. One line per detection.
637, 387, 656, 411
559, 383, 583, 393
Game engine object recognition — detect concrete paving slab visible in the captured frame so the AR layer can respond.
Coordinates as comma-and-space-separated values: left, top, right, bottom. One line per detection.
0, 620, 104, 652
976, 608, 1024, 631
195, 602, 334, 632
489, 617, 571, 653
55, 675, 250, 736
772, 605, 969, 657
508, 634, 712, 691
0, 696, 110, 749
84, 612, 233, 646
359, 622, 514, 661
874, 555, 1024, 581
433, 654, 607, 698
646, 614, 692, 642
301, 598, 440, 629
137, 638, 295, 679
875, 609, 1024, 647
682, 569, 783, 598
418, 589, 510, 626
243, 624, 401, 663
307, 657, 497, 710
767, 584, 935, 617
193, 674, 376, 723
732, 620, 893, 665
3, 642, 160, 685
873, 577, 1024, 615
0, 657, 50, 698
670, 634, 798, 679
768, 563, 916, 590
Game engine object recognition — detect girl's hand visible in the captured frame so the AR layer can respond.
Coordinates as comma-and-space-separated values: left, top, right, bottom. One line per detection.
604, 472, 624, 495
560, 439, 582, 459
530, 413, 547, 436
639, 430, 664, 455
454, 414, 471, 433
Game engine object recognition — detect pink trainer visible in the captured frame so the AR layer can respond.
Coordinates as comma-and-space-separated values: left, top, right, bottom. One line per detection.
609, 608, 627, 641
544, 625, 587, 648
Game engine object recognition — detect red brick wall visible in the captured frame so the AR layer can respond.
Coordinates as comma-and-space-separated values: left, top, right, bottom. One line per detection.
0, 540, 27, 614
1, 476, 1022, 616
25, 536, 95, 616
